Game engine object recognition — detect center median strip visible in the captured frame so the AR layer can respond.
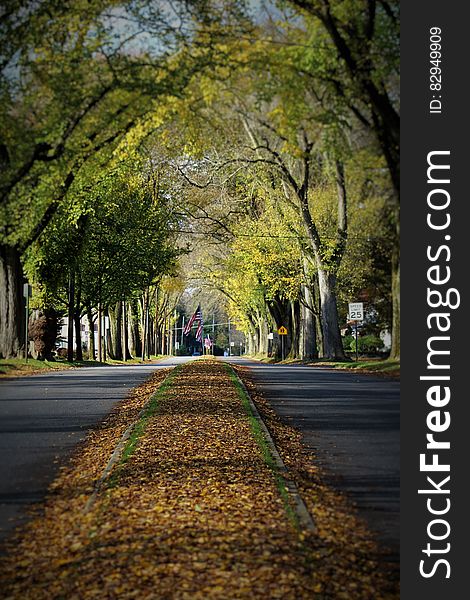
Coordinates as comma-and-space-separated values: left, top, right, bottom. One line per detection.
224, 363, 316, 534
84, 365, 183, 512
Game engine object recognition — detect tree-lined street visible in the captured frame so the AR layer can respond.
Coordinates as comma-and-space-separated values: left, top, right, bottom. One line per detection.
1, 1, 400, 596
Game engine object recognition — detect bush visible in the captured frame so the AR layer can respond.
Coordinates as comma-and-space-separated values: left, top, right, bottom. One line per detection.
342, 335, 354, 353
29, 310, 59, 360
349, 334, 384, 355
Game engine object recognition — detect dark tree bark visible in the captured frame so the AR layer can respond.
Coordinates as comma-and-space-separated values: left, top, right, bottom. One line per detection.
390, 248, 400, 359
128, 298, 142, 358
317, 270, 344, 359
97, 304, 103, 362
299, 284, 318, 359
73, 314, 83, 361
122, 300, 131, 360
107, 301, 123, 360
74, 276, 83, 361
67, 272, 75, 362
0, 245, 24, 358
290, 299, 301, 359
256, 313, 269, 356
267, 298, 293, 359
297, 159, 347, 360
86, 304, 96, 361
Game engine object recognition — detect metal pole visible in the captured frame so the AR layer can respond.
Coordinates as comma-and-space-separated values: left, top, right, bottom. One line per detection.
281, 335, 284, 361
174, 310, 177, 356
355, 321, 358, 362
228, 317, 231, 356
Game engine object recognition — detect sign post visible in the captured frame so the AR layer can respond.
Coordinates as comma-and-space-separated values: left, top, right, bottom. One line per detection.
278, 326, 288, 361
23, 283, 32, 361
348, 302, 364, 362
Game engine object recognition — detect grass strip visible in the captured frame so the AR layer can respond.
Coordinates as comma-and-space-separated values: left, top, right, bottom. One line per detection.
106, 364, 182, 487
247, 355, 400, 376
224, 363, 299, 529
0, 356, 167, 378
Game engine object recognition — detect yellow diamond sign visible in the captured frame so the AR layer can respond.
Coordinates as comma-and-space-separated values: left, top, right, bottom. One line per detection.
278, 326, 288, 335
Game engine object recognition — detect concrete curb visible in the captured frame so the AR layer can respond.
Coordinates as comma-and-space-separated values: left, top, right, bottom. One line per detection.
231, 369, 316, 534
83, 367, 176, 512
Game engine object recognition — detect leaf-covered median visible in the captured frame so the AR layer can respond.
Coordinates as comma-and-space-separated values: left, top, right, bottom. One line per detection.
0, 360, 397, 599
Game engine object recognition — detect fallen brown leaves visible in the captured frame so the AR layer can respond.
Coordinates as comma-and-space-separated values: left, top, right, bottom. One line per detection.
0, 360, 397, 599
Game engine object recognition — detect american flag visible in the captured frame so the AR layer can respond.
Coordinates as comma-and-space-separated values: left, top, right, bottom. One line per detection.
183, 305, 203, 338
195, 308, 204, 342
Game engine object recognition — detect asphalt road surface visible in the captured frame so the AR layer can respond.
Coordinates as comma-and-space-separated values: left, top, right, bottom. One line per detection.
0, 357, 190, 545
226, 358, 400, 560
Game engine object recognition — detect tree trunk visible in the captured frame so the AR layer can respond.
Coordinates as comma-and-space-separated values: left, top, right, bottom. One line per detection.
267, 298, 292, 359
97, 304, 102, 362
141, 291, 149, 361
107, 302, 123, 360
257, 314, 268, 356
389, 249, 400, 360
0, 245, 25, 358
318, 269, 346, 360
300, 285, 317, 359
74, 312, 83, 361
247, 331, 256, 355
74, 277, 83, 361
122, 300, 130, 360
289, 300, 301, 359
67, 272, 75, 362
86, 305, 95, 360
128, 298, 141, 358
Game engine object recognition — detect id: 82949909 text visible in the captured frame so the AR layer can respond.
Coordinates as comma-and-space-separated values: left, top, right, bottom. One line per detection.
429, 26, 443, 114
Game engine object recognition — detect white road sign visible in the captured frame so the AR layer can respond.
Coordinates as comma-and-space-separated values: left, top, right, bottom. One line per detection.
348, 302, 364, 321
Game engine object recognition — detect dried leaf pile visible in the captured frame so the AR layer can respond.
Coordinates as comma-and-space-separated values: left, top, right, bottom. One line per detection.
0, 360, 398, 599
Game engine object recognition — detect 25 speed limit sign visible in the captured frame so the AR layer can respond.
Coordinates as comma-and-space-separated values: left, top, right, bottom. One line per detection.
348, 302, 364, 321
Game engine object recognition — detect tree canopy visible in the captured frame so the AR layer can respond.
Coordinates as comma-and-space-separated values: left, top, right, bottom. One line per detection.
0, 0, 399, 361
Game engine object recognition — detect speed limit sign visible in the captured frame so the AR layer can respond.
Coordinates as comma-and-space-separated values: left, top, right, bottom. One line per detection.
348, 302, 364, 321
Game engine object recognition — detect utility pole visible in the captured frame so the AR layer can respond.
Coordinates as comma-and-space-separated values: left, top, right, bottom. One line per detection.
174, 310, 178, 356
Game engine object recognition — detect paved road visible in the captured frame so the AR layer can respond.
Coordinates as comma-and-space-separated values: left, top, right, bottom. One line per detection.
226, 358, 400, 559
0, 357, 190, 544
